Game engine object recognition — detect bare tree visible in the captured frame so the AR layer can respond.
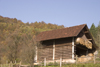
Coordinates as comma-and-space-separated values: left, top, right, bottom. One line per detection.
21, 34, 40, 67
5, 29, 21, 63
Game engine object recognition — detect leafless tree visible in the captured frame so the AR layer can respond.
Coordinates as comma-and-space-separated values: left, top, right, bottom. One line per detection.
20, 34, 41, 67
5, 29, 21, 63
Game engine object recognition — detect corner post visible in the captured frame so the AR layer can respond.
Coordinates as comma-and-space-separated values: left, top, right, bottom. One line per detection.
53, 40, 55, 61
72, 37, 74, 60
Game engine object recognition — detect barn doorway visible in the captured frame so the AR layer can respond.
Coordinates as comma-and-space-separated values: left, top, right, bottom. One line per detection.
75, 44, 88, 57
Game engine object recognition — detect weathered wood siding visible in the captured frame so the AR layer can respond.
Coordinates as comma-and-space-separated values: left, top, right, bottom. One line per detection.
55, 37, 72, 60
38, 40, 53, 61
38, 37, 72, 61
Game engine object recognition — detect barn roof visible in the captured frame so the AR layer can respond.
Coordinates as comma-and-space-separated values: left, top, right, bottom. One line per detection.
36, 24, 86, 41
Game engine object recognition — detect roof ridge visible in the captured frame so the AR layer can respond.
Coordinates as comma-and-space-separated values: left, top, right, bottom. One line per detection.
65, 24, 86, 28
37, 24, 87, 41
41, 24, 86, 33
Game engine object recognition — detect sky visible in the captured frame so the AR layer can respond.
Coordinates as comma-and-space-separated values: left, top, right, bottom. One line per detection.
0, 0, 100, 28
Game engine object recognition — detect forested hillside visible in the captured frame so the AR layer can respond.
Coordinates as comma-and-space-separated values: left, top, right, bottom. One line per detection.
0, 16, 64, 64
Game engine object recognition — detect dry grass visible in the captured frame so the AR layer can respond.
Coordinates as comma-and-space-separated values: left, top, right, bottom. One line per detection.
38, 63, 100, 67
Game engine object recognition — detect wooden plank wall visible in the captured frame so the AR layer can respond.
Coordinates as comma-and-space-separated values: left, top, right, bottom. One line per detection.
55, 38, 72, 60
38, 47, 53, 61
38, 40, 53, 61
38, 37, 72, 61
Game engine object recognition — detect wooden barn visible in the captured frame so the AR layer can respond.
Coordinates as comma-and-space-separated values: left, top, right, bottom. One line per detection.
36, 24, 98, 63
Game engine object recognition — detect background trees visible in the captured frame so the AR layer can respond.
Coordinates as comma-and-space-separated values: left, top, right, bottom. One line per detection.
0, 16, 64, 64
90, 23, 100, 57
5, 29, 21, 63
20, 34, 40, 67
90, 23, 97, 39
90, 23, 100, 47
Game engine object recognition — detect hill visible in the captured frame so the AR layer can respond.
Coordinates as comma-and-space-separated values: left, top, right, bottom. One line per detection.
0, 16, 64, 63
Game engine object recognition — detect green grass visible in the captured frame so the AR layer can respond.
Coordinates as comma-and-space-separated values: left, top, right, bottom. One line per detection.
36, 63, 100, 67
1, 63, 100, 67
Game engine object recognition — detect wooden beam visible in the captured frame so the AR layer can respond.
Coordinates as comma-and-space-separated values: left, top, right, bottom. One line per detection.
84, 31, 89, 33
88, 39, 92, 41
53, 40, 55, 60
76, 46, 87, 50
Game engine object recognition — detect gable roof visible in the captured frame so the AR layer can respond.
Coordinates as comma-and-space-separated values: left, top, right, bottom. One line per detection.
36, 24, 86, 41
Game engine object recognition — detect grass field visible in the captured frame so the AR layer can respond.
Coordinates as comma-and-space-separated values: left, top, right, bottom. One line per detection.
0, 63, 100, 67
0, 61, 100, 67
36, 63, 100, 67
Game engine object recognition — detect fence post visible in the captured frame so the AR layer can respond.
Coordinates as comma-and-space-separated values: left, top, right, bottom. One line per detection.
11, 61, 13, 67
19, 61, 21, 67
15, 60, 16, 64
94, 55, 95, 64
6, 60, 8, 64
1, 64, 2, 67
76, 55, 78, 64
9, 63, 10, 67
44, 58, 46, 66
6, 60, 8, 67
60, 57, 62, 67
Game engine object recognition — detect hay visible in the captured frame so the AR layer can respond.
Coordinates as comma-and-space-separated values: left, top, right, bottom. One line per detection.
88, 53, 94, 60
78, 53, 94, 62
75, 37, 92, 49
78, 55, 87, 62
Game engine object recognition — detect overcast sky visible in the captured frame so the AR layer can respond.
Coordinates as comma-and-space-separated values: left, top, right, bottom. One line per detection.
0, 0, 100, 28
